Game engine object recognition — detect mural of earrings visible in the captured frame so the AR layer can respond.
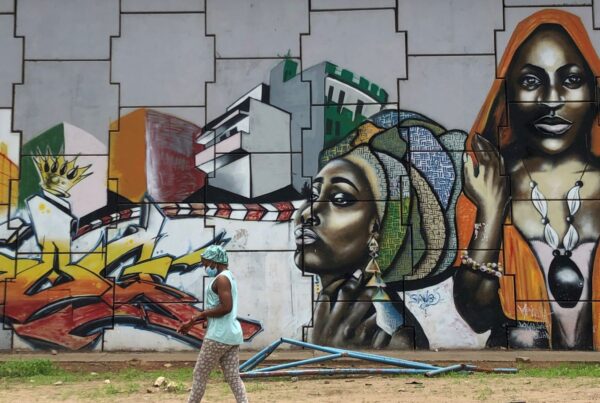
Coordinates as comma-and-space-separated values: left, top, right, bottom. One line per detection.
365, 223, 389, 302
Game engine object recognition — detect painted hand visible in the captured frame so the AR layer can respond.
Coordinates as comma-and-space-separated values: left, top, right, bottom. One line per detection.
463, 134, 509, 214
311, 275, 390, 348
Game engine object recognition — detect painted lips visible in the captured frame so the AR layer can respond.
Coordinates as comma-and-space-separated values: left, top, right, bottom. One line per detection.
533, 115, 573, 136
294, 226, 319, 245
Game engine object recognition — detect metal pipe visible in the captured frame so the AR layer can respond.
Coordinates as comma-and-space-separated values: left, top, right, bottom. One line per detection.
241, 368, 430, 378
462, 365, 518, 374
253, 353, 345, 373
425, 364, 465, 377
280, 338, 439, 370
239, 338, 282, 372
242, 338, 516, 378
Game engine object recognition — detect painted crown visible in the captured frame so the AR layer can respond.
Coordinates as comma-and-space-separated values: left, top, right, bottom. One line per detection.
32, 154, 91, 198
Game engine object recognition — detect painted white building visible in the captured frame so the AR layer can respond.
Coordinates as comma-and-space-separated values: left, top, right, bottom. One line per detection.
196, 85, 292, 199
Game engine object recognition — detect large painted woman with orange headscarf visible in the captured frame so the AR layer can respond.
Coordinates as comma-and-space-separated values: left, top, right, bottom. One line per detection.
454, 9, 600, 350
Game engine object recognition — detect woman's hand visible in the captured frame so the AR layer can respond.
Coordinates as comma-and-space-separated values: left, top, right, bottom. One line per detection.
177, 313, 204, 335
463, 134, 509, 215
177, 320, 195, 335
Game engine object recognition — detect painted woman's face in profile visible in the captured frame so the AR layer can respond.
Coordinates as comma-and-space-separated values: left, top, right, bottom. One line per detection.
294, 158, 377, 276
507, 25, 595, 155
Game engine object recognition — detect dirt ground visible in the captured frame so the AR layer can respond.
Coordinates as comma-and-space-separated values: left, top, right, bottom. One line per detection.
1, 371, 600, 403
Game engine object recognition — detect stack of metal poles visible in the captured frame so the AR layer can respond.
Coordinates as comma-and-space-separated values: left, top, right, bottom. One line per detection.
238, 338, 518, 378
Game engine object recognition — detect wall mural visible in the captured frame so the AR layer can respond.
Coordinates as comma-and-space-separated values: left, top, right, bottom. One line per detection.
1, 8, 599, 351
455, 10, 600, 350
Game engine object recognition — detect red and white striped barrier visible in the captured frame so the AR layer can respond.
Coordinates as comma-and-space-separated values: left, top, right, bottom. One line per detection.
74, 201, 303, 238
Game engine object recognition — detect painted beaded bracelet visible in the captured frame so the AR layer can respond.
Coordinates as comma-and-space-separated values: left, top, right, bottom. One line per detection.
460, 251, 503, 278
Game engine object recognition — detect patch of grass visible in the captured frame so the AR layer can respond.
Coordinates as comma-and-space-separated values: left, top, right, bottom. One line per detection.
476, 386, 493, 401
168, 382, 188, 394
104, 384, 120, 395
0, 360, 58, 377
103, 382, 140, 396
399, 363, 600, 380
246, 382, 267, 393
518, 363, 600, 378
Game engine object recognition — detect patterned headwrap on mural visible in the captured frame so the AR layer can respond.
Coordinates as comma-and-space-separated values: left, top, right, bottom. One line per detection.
319, 121, 411, 283
319, 110, 466, 283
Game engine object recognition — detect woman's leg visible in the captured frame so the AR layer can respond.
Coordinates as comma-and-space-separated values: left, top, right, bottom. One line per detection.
188, 339, 222, 403
219, 344, 248, 403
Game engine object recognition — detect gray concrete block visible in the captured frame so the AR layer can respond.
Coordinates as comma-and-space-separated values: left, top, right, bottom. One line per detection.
206, 0, 308, 57
301, 9, 406, 103
0, 0, 14, 12
207, 59, 282, 122
14, 61, 118, 144
122, 0, 205, 12
398, 0, 503, 55
112, 14, 213, 107
16, 0, 119, 59
312, 0, 395, 8
399, 55, 495, 132
0, 16, 22, 108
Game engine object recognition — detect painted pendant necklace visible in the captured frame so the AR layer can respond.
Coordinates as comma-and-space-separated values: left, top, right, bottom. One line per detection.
523, 161, 588, 308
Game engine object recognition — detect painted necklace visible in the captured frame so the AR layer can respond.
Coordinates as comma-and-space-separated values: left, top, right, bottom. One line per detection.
522, 160, 588, 309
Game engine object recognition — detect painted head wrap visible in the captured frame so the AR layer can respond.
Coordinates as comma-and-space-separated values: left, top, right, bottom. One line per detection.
319, 109, 465, 283
319, 122, 411, 282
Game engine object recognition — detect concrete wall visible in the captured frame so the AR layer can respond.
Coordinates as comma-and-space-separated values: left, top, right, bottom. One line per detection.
1, 0, 600, 351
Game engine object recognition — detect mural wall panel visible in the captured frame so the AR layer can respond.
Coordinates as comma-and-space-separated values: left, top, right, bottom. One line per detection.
2, 1, 600, 352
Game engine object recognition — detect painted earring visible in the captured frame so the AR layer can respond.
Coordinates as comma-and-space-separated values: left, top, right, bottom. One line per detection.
364, 231, 380, 275
364, 225, 390, 302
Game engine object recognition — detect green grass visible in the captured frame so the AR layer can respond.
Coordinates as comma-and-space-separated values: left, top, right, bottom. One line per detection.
441, 363, 600, 379
0, 359, 58, 377
476, 386, 493, 401
0, 363, 226, 391
104, 382, 141, 395
518, 363, 600, 378
1, 360, 600, 389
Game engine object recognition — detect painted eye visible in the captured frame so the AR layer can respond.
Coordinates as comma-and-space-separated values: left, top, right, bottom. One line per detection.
564, 74, 582, 89
310, 187, 319, 201
519, 74, 542, 90
330, 192, 357, 206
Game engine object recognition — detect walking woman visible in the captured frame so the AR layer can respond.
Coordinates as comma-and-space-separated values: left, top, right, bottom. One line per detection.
178, 245, 248, 402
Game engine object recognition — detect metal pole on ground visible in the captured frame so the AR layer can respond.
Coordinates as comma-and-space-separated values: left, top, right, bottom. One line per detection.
239, 338, 283, 372
253, 352, 345, 373
241, 368, 431, 378
280, 338, 439, 370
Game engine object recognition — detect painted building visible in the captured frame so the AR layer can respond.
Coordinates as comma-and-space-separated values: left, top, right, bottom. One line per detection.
269, 60, 388, 192
196, 85, 292, 199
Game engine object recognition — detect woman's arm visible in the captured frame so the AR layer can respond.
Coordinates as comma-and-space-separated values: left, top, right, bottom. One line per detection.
454, 135, 510, 332
177, 275, 234, 334
201, 276, 233, 318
